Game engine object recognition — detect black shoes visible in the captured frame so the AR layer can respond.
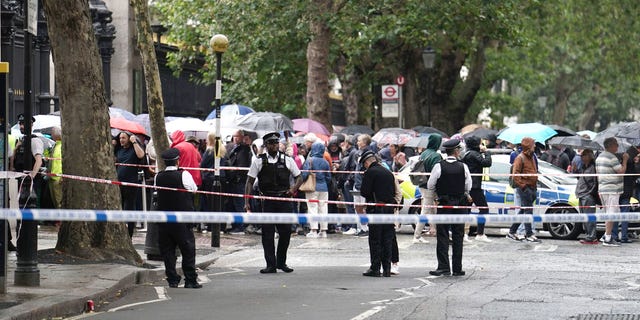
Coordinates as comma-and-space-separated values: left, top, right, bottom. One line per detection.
452, 271, 466, 276
7, 242, 17, 252
184, 282, 203, 289
382, 270, 391, 277
260, 267, 277, 274
362, 269, 381, 277
277, 265, 294, 273
168, 282, 179, 288
429, 269, 451, 277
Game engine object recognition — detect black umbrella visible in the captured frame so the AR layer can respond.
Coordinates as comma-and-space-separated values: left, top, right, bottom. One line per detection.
548, 124, 577, 137
462, 127, 497, 140
339, 125, 375, 135
548, 136, 603, 151
613, 122, 640, 139
593, 122, 635, 150
412, 125, 449, 137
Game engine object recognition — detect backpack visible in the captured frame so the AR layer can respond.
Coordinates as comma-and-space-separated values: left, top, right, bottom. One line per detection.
409, 157, 429, 186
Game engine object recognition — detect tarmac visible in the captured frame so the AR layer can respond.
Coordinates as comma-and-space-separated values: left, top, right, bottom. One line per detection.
0, 225, 255, 320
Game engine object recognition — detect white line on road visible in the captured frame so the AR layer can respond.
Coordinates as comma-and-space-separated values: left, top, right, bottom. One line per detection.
350, 306, 386, 320
108, 286, 170, 312
208, 267, 244, 276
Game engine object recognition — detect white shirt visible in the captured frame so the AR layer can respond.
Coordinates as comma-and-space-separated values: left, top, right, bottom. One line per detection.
427, 157, 472, 192
161, 166, 198, 192
247, 151, 301, 178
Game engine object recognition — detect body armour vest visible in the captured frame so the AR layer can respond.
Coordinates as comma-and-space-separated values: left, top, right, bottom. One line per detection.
155, 170, 195, 211
435, 160, 466, 196
258, 153, 290, 194
14, 136, 36, 172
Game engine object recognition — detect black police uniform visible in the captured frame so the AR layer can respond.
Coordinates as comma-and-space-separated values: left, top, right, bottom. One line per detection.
359, 151, 396, 277
155, 148, 200, 288
429, 139, 470, 277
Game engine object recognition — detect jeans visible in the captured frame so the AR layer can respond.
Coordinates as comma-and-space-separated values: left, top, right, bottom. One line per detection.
580, 195, 597, 241
510, 187, 536, 237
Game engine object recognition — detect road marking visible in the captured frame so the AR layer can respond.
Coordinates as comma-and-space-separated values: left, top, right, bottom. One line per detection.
208, 267, 244, 276
350, 306, 385, 320
108, 286, 170, 312
533, 244, 558, 252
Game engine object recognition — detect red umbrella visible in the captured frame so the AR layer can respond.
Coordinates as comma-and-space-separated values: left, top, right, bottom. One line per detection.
292, 118, 330, 135
110, 117, 147, 135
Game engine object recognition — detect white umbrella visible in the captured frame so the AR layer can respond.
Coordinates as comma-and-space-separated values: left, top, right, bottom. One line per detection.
165, 117, 215, 140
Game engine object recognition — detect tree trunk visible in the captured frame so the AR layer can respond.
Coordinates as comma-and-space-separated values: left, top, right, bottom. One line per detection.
43, 0, 141, 264
430, 42, 467, 135
306, 0, 332, 130
553, 73, 570, 125
579, 84, 601, 131
452, 39, 487, 126
336, 55, 360, 126
131, 0, 170, 169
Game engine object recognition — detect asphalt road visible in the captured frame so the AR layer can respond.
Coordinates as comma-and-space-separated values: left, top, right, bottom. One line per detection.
71, 229, 640, 320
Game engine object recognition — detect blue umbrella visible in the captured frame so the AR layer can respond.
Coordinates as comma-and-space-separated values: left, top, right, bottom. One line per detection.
206, 104, 255, 120
497, 123, 557, 144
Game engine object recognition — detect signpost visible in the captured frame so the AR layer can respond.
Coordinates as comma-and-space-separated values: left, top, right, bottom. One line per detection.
395, 76, 404, 127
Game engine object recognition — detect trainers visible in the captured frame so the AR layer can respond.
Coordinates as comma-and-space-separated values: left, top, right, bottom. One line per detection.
343, 228, 358, 235
390, 263, 399, 275
229, 228, 245, 235
506, 233, 523, 241
620, 239, 633, 244
412, 237, 429, 244
318, 231, 327, 238
475, 234, 493, 243
463, 234, 472, 243
525, 235, 541, 243
356, 230, 369, 238
306, 231, 319, 238
603, 240, 620, 247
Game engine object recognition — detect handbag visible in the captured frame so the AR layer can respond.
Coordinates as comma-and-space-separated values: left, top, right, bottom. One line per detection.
299, 158, 316, 192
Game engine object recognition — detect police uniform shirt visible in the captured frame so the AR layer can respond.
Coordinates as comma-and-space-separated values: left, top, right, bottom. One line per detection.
247, 151, 301, 179
427, 156, 472, 192
158, 166, 198, 192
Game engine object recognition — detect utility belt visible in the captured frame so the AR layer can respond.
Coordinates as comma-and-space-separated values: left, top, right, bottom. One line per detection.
436, 194, 467, 206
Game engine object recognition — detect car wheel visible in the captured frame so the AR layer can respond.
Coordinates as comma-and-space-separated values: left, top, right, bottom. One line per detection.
546, 206, 582, 240
408, 199, 422, 231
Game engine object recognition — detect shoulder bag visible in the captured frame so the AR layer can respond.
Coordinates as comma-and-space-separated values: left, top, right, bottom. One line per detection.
299, 158, 316, 192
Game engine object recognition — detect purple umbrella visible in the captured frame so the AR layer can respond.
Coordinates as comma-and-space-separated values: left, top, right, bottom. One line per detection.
292, 118, 330, 135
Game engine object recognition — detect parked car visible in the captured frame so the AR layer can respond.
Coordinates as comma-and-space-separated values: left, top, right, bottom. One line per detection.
397, 154, 585, 240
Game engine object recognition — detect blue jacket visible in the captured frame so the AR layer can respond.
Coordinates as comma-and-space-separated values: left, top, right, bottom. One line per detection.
302, 142, 331, 192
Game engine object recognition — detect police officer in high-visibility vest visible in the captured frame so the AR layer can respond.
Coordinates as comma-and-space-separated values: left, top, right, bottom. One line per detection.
155, 148, 202, 288
244, 132, 303, 274
427, 139, 472, 277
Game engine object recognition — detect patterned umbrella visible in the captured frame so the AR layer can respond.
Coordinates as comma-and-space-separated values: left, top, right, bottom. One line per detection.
372, 127, 417, 146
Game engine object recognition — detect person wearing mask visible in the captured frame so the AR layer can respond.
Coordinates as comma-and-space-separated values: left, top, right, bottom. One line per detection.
244, 132, 303, 274
575, 149, 599, 244
302, 142, 331, 238
462, 136, 492, 242
506, 137, 541, 243
427, 139, 472, 277
413, 134, 443, 243
596, 137, 628, 246
154, 148, 201, 289
360, 151, 397, 277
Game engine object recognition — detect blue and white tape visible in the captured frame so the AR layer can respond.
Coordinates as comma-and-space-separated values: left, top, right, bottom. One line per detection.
1, 209, 639, 225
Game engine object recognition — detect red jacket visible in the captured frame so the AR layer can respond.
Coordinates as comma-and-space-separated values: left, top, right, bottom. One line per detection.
170, 130, 202, 186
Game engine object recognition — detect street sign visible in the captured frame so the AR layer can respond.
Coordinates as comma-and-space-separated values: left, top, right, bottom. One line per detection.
381, 85, 399, 118
396, 75, 405, 86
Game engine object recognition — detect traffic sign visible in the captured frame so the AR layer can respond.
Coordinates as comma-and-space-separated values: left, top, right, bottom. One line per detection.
396, 75, 405, 86
382, 85, 399, 100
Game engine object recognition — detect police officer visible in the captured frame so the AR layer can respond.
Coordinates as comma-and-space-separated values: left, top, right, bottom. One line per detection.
244, 132, 303, 274
359, 150, 397, 277
155, 148, 202, 288
427, 139, 472, 277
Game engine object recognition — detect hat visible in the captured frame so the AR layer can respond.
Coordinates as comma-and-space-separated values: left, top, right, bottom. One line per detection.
442, 139, 461, 150
161, 148, 180, 161
17, 114, 35, 122
263, 132, 281, 143
359, 150, 377, 166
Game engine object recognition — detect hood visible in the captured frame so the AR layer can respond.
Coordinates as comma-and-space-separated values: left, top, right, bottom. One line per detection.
170, 130, 185, 147
464, 136, 481, 151
378, 147, 392, 162
310, 142, 325, 157
426, 134, 442, 151
521, 137, 535, 151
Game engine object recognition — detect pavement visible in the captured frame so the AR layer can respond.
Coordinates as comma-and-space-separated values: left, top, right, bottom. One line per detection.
0, 225, 256, 320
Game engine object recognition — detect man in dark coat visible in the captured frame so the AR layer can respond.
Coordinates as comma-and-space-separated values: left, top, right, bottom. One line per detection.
360, 150, 397, 277
427, 139, 472, 277
462, 136, 492, 242
155, 148, 202, 288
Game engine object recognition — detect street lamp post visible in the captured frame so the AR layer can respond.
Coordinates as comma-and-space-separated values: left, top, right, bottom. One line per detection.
422, 46, 436, 127
538, 96, 548, 123
209, 34, 228, 248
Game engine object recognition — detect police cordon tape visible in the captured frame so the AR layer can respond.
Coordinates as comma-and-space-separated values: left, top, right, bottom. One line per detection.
0, 208, 638, 225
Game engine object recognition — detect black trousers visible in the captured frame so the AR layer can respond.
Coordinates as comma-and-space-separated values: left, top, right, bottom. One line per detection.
436, 206, 466, 273
120, 185, 137, 238
470, 188, 488, 235
368, 224, 395, 273
261, 198, 293, 268
157, 223, 197, 284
